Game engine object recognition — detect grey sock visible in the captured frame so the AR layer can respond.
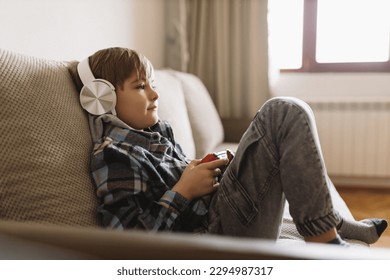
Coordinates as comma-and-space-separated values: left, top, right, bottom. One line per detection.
337, 218, 388, 244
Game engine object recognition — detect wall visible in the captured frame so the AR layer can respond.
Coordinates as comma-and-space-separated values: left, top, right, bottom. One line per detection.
270, 72, 390, 102
0, 0, 165, 68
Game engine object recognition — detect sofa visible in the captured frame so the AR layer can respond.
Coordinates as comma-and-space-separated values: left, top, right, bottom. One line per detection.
0, 48, 389, 259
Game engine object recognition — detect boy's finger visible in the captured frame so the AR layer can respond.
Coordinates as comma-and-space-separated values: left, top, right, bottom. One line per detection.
202, 158, 229, 168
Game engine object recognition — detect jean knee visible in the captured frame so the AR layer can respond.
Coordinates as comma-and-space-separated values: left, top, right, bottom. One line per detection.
257, 97, 314, 122
266, 96, 312, 113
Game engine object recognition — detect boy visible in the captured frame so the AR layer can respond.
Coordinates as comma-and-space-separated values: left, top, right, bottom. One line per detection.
69, 47, 387, 245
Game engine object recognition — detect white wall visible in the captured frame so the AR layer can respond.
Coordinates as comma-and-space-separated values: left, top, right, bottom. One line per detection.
270, 72, 390, 102
0, 0, 165, 68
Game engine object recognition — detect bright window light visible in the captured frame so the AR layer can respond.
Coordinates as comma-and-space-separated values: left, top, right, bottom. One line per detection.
268, 0, 304, 69
316, 0, 390, 63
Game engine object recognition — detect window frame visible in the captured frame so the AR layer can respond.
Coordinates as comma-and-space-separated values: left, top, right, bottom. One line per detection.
282, 0, 390, 73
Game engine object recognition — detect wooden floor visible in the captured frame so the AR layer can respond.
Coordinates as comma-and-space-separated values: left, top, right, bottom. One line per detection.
337, 186, 390, 248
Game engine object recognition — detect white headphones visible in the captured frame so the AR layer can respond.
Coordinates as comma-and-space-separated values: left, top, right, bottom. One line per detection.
77, 58, 117, 116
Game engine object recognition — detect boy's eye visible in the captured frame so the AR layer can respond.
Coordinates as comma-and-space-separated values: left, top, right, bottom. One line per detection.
137, 84, 146, 90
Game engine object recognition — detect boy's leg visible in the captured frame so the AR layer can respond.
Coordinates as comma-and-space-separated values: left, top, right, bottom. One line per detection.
208, 97, 340, 239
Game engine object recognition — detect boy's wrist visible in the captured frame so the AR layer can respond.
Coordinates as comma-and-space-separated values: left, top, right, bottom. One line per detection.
172, 183, 193, 201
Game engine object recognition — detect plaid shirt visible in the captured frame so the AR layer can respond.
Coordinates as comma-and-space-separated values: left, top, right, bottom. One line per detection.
91, 120, 210, 232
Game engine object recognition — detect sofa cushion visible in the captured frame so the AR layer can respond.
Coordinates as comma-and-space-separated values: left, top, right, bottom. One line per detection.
0, 49, 99, 227
169, 71, 224, 158
154, 70, 196, 159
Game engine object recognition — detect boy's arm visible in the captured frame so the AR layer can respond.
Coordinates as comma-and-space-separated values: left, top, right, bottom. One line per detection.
91, 143, 189, 231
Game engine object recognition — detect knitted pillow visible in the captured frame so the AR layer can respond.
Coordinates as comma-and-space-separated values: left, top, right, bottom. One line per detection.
0, 49, 99, 227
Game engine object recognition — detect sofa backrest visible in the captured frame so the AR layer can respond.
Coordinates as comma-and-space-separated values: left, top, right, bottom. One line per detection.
155, 70, 224, 159
154, 70, 196, 159
0, 49, 100, 227
169, 70, 224, 158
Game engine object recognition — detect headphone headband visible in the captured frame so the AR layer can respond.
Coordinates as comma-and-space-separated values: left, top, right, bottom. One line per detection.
77, 58, 96, 87
77, 58, 117, 116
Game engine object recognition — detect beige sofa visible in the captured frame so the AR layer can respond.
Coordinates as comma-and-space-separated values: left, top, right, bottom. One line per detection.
0, 48, 389, 259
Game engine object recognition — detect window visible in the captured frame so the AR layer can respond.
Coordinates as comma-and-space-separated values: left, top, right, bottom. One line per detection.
269, 0, 390, 72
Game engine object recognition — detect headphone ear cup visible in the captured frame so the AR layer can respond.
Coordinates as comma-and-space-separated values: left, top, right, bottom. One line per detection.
79, 79, 117, 116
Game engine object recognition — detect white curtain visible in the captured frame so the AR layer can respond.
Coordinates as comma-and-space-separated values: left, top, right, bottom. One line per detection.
165, 0, 270, 119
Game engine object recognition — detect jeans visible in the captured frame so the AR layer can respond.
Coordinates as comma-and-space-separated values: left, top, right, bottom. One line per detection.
208, 97, 341, 239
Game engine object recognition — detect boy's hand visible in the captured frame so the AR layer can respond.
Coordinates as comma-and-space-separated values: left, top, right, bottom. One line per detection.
172, 157, 229, 201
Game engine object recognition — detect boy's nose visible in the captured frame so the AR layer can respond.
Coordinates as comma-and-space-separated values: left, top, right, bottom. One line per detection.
150, 88, 159, 100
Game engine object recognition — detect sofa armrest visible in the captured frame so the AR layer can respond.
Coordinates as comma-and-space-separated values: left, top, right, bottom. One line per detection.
0, 221, 389, 260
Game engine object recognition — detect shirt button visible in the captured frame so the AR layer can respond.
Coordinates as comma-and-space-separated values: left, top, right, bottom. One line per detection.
152, 134, 160, 141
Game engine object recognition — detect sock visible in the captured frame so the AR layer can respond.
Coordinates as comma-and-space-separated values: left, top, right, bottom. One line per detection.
337, 218, 388, 244
327, 234, 350, 247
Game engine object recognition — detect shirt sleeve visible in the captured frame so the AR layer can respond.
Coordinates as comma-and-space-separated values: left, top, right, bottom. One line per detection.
158, 190, 189, 213
136, 190, 190, 231
99, 189, 190, 231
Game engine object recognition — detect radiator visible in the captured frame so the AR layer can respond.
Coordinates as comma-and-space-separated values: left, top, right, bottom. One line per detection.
308, 100, 390, 187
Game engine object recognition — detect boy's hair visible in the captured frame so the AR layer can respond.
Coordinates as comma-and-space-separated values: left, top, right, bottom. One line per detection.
67, 47, 153, 93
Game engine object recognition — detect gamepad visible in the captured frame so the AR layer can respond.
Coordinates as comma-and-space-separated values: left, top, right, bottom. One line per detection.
200, 150, 234, 179
200, 153, 220, 163
200, 150, 234, 163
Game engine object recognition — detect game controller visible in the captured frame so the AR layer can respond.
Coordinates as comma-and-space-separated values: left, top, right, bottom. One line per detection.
200, 150, 234, 163
200, 150, 235, 180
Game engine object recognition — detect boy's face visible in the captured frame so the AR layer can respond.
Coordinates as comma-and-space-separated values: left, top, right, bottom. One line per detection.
115, 71, 159, 130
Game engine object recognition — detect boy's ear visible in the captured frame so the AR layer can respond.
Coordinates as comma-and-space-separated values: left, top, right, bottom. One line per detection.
77, 58, 117, 116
